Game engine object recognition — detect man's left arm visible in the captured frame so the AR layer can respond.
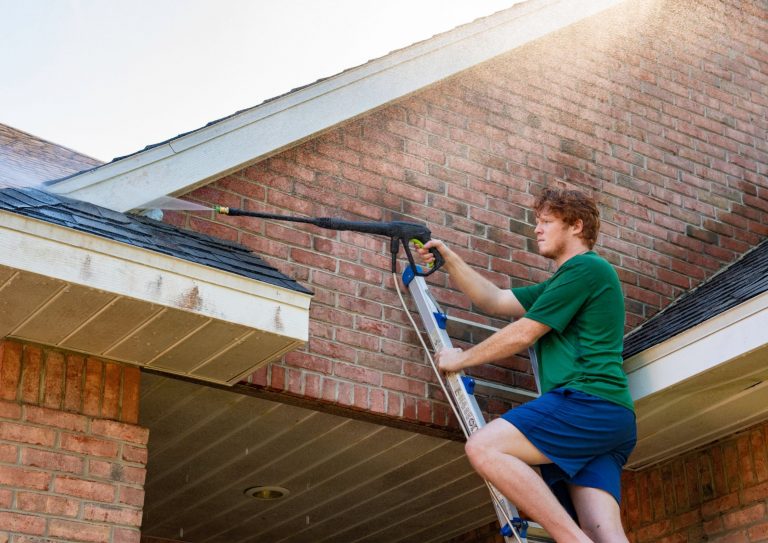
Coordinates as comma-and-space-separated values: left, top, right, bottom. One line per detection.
436, 318, 550, 373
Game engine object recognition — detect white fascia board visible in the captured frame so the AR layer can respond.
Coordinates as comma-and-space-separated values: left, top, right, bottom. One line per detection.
0, 211, 310, 340
49, 0, 626, 212
625, 292, 768, 402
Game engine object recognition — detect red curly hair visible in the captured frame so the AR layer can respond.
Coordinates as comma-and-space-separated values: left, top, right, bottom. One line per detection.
534, 188, 600, 249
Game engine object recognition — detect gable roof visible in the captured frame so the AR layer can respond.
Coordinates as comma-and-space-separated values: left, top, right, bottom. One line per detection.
0, 129, 312, 385
623, 240, 768, 359
0, 124, 102, 188
0, 187, 311, 295
44, 0, 625, 212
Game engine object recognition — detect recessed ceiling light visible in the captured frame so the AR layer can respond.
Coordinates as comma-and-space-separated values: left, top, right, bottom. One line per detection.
243, 486, 289, 500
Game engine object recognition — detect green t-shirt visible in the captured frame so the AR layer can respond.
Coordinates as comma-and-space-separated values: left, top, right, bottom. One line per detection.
512, 251, 634, 411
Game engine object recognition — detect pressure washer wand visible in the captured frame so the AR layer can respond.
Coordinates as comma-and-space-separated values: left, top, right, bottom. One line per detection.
215, 206, 444, 277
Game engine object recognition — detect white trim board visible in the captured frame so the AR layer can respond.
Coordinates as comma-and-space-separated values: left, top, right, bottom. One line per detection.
48, 0, 626, 212
625, 291, 768, 401
0, 211, 311, 340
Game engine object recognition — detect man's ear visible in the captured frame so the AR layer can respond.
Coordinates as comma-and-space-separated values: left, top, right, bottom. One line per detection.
571, 219, 584, 236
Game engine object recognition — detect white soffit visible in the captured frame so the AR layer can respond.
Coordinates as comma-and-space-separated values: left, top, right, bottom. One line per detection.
48, 0, 626, 212
624, 292, 768, 469
0, 211, 311, 385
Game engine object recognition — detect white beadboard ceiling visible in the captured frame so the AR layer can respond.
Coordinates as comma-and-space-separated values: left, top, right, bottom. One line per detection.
139, 372, 555, 542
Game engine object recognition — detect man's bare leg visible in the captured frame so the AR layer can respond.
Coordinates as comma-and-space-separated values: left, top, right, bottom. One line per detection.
569, 485, 629, 543
465, 418, 593, 543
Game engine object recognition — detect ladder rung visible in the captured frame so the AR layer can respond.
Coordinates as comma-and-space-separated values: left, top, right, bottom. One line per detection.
446, 315, 542, 398
472, 379, 539, 403
445, 317, 542, 406
445, 315, 501, 333
526, 522, 554, 542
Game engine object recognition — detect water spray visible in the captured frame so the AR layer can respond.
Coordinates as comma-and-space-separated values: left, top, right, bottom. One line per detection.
214, 206, 444, 277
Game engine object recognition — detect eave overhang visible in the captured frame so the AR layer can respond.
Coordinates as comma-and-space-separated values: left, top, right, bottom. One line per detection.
46, 0, 625, 212
624, 292, 768, 470
0, 211, 311, 385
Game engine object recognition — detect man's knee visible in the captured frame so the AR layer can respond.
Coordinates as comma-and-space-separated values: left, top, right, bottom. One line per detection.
465, 418, 551, 470
465, 432, 491, 474
464, 421, 535, 477
464, 428, 512, 479
579, 508, 627, 542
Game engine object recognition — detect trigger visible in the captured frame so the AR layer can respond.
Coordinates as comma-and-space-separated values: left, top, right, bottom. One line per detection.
410, 239, 434, 269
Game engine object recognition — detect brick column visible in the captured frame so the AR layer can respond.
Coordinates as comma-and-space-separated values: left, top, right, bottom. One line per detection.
0, 339, 148, 543
622, 420, 768, 542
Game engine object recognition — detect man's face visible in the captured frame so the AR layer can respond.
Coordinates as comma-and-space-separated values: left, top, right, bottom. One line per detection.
534, 209, 572, 259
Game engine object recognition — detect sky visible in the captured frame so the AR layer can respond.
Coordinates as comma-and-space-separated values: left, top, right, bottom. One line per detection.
2, 0, 520, 162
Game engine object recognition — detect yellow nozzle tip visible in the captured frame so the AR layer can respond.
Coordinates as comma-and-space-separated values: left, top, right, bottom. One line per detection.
214, 205, 229, 214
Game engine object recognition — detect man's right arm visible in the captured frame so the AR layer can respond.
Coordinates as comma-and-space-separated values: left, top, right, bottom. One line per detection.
420, 240, 526, 320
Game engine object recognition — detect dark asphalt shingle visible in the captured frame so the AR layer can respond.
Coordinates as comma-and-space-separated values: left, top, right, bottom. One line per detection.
0, 187, 313, 296
623, 239, 768, 358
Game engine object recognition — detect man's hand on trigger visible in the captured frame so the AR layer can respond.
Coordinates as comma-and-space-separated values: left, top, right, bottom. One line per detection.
435, 347, 465, 373
417, 239, 443, 268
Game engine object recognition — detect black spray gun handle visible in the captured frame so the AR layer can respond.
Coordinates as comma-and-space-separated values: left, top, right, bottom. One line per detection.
312, 218, 444, 277
215, 207, 444, 277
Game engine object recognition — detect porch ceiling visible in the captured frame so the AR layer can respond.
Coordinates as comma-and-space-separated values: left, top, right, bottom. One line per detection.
139, 372, 553, 543
628, 343, 768, 470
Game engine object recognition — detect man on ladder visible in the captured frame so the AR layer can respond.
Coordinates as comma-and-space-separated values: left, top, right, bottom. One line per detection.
418, 188, 636, 543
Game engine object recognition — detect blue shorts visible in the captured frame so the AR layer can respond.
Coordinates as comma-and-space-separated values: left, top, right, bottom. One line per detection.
501, 388, 636, 520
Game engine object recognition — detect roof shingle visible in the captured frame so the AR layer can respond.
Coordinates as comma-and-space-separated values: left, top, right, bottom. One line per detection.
623, 240, 768, 358
0, 187, 313, 295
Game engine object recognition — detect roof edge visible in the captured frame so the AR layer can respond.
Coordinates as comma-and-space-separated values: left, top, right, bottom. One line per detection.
48, 0, 626, 212
623, 238, 768, 355
1, 210, 312, 323
625, 290, 768, 399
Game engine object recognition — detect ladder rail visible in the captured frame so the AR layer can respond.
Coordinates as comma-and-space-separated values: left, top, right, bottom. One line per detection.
403, 273, 535, 543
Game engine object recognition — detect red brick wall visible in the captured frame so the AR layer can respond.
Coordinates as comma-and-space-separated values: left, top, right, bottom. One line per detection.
622, 420, 768, 542
165, 0, 767, 429
0, 339, 148, 543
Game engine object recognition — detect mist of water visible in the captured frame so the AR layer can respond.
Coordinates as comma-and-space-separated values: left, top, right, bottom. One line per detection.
0, 173, 214, 213
133, 196, 213, 212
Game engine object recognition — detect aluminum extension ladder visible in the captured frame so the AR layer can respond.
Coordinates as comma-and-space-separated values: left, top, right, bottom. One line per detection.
402, 267, 552, 543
